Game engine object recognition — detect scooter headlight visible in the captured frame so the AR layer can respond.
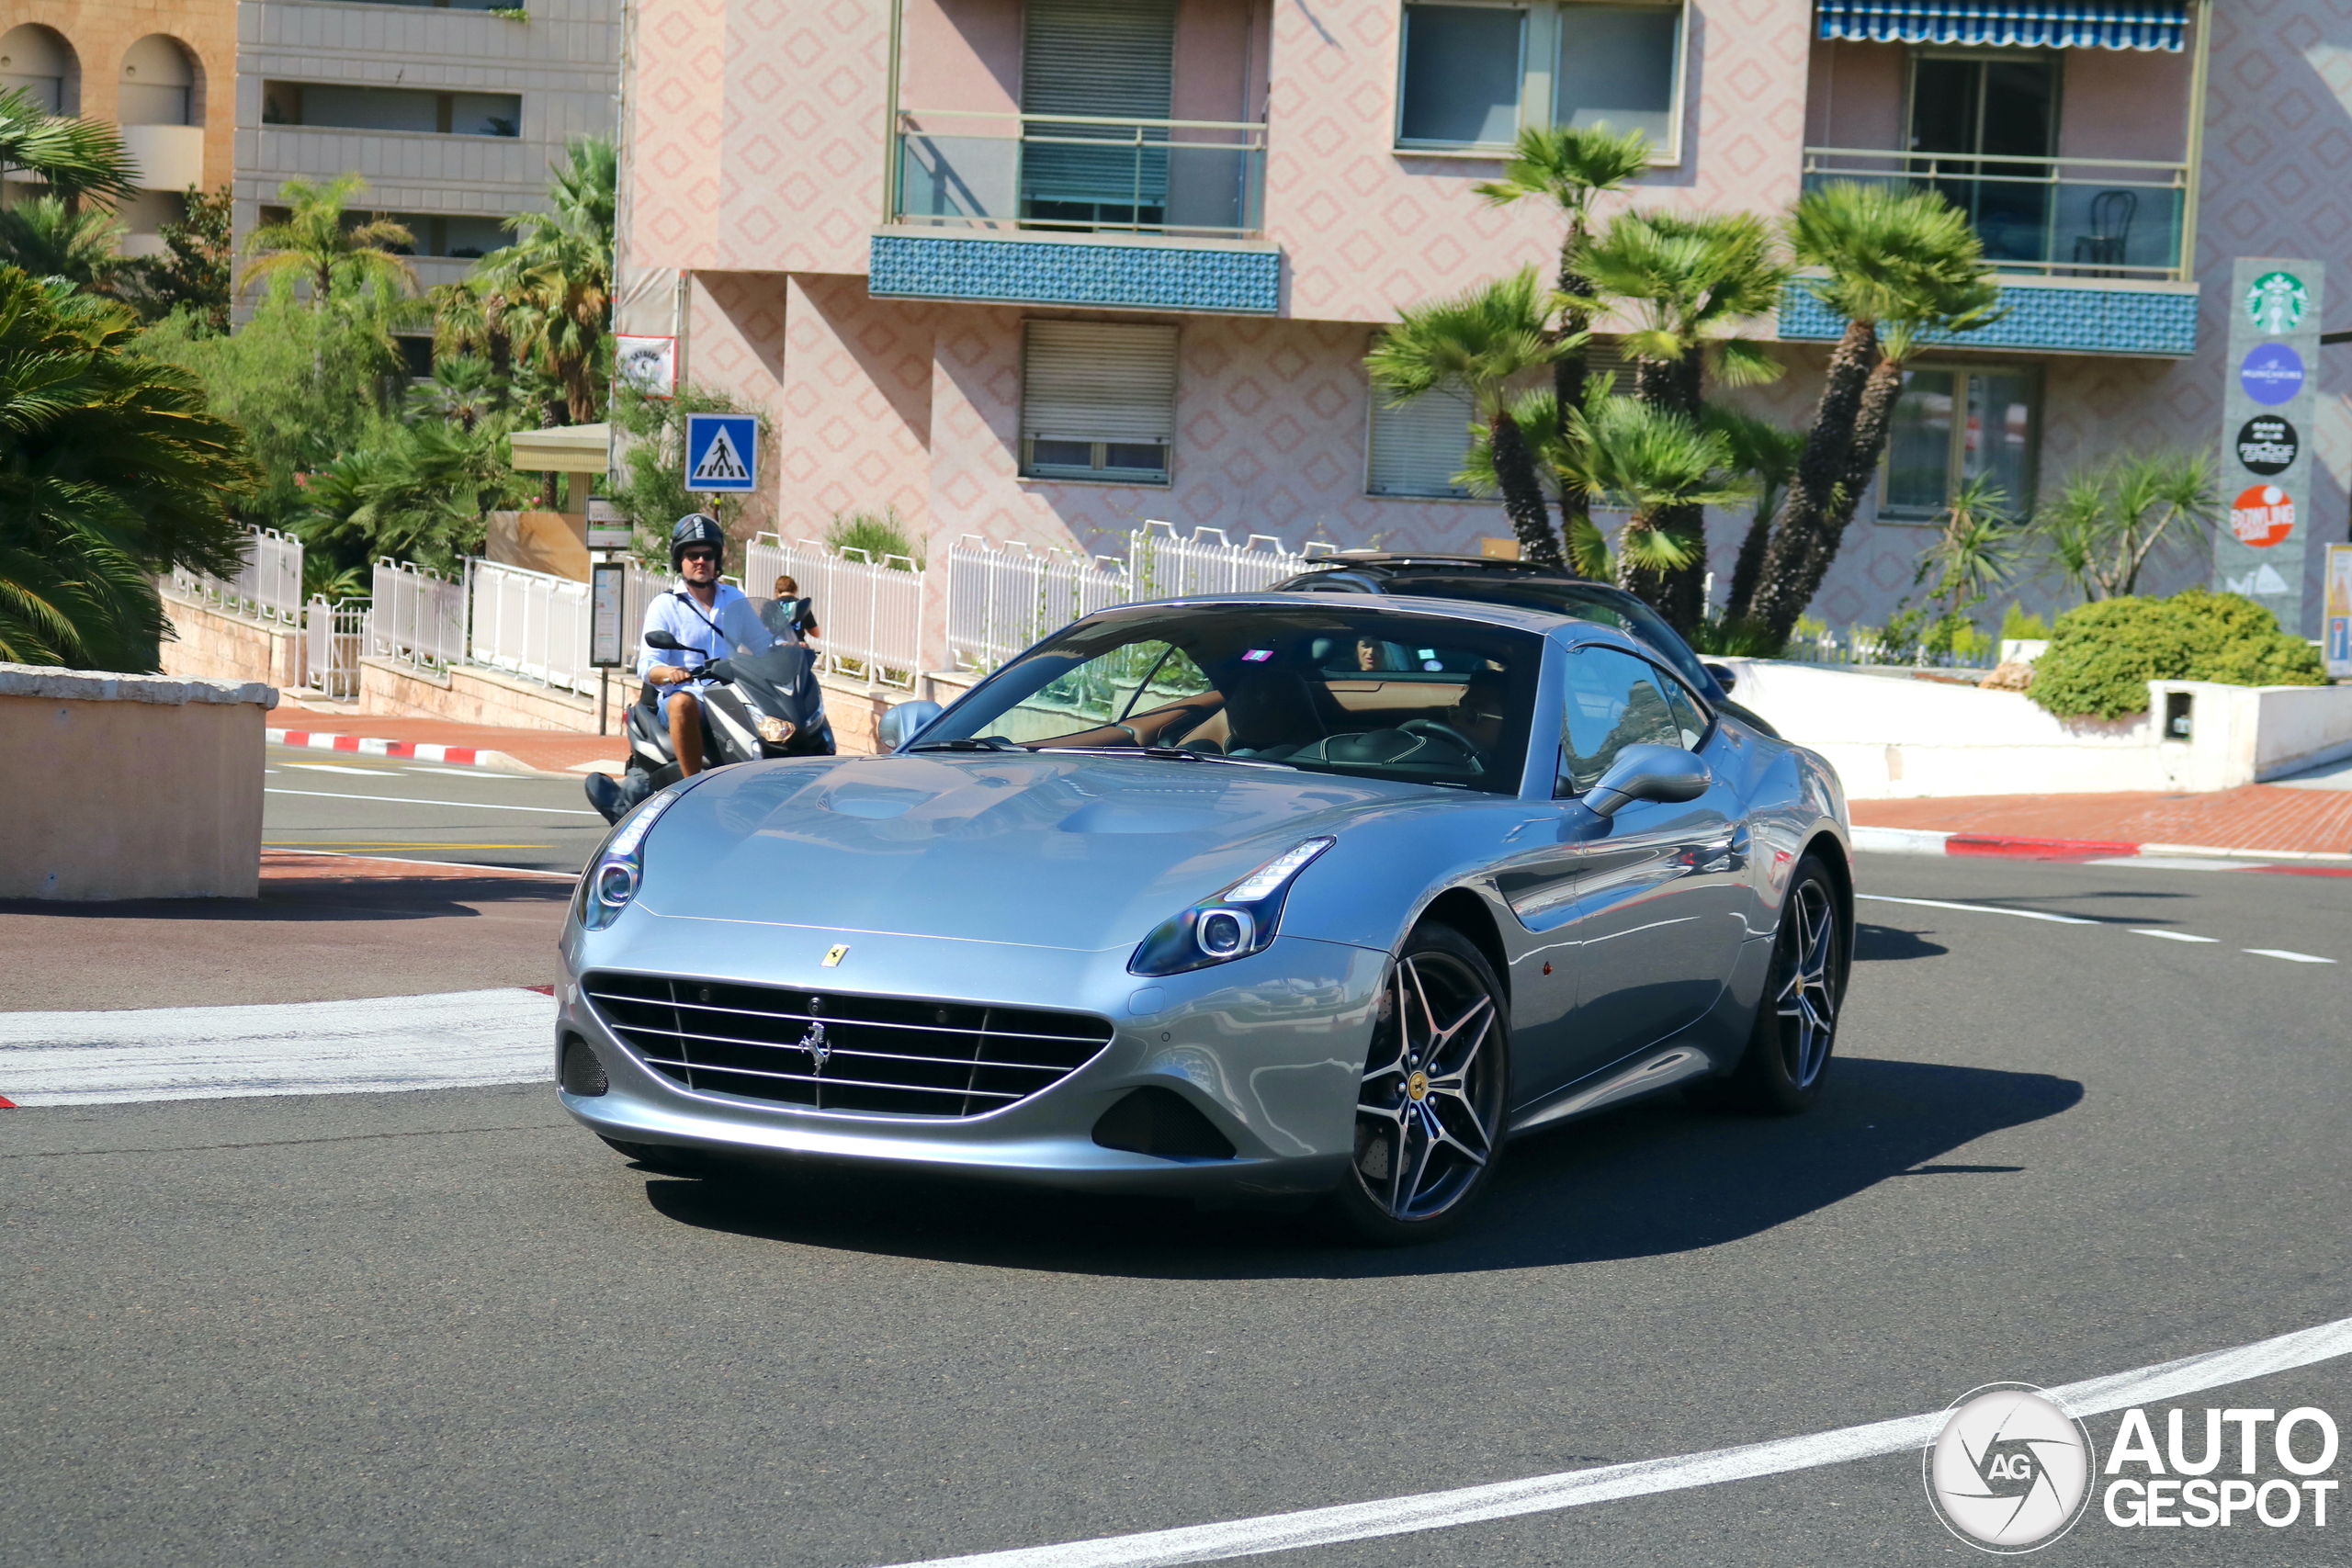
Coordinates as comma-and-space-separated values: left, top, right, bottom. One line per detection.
577, 784, 685, 931
1129, 838, 1334, 977
754, 714, 796, 745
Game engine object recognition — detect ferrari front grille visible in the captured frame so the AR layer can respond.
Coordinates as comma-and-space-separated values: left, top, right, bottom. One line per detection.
582, 971, 1114, 1118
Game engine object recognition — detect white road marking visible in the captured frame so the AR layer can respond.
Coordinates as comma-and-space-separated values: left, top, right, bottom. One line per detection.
1856, 894, 2095, 925
2089, 855, 2252, 872
0, 988, 555, 1106
266, 786, 603, 817
288, 762, 397, 775
407, 765, 524, 778
887, 1314, 2352, 1568
2246, 948, 2337, 964
2131, 929, 2218, 943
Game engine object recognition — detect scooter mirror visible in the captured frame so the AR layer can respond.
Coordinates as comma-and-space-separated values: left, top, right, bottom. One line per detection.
878, 700, 944, 751
645, 629, 686, 651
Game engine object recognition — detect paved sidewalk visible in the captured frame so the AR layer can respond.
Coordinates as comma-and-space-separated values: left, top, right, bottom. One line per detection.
269, 716, 627, 774
1852, 784, 2352, 858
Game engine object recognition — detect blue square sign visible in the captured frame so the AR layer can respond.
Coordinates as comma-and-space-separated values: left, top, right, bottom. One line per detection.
684, 413, 757, 493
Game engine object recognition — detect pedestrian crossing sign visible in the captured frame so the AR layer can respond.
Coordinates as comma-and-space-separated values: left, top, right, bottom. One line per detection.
684, 413, 757, 493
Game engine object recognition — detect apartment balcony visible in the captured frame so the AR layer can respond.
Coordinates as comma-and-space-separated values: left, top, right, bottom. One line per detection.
873, 110, 1278, 315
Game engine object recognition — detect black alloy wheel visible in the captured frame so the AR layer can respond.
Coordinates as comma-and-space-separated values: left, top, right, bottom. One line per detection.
1333, 923, 1510, 1244
1713, 853, 1848, 1115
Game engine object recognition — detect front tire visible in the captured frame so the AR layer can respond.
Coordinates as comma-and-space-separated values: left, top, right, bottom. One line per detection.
1330, 924, 1510, 1245
1715, 854, 1848, 1115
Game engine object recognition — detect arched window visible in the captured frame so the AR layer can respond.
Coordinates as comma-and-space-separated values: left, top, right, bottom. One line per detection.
0, 24, 79, 116
119, 35, 198, 127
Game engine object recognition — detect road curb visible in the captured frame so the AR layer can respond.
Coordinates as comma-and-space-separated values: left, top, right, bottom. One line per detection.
268, 728, 536, 774
1851, 824, 2352, 865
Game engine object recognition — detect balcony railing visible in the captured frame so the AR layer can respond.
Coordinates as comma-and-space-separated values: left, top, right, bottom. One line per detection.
1801, 148, 2191, 283
894, 110, 1267, 241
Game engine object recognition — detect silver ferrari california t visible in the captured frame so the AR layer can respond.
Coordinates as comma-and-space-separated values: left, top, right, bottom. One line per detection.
554, 594, 1853, 1241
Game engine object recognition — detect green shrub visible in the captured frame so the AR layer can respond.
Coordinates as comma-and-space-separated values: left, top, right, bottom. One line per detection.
825, 506, 922, 570
2000, 603, 2050, 641
2029, 590, 2326, 720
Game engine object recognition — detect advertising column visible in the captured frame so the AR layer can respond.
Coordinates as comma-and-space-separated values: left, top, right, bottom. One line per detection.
2214, 258, 2324, 633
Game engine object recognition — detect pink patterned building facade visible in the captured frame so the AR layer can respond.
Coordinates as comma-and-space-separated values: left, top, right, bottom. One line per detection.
615, 0, 2352, 634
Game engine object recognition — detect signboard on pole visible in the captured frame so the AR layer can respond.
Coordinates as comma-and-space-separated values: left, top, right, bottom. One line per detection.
585, 498, 633, 551
614, 335, 676, 399
684, 413, 757, 493
2326, 544, 2352, 679
2214, 258, 2324, 632
590, 559, 629, 668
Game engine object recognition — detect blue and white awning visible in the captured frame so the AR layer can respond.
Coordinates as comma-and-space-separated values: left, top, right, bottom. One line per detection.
1817, 3, 2189, 51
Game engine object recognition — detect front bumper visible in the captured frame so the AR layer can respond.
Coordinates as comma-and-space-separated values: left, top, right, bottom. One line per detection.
555, 909, 1382, 1195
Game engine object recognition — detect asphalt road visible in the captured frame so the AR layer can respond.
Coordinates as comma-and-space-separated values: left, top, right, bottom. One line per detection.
262, 744, 612, 874
6, 852, 2352, 1566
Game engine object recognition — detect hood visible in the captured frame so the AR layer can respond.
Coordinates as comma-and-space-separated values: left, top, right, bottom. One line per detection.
633, 753, 1434, 950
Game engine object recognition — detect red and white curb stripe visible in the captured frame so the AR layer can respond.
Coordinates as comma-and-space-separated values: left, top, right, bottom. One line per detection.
0, 987, 554, 1107
1853, 825, 2352, 868
268, 728, 528, 773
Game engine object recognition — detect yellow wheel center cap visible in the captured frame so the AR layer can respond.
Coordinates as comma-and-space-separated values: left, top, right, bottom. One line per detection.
1406, 1070, 1430, 1101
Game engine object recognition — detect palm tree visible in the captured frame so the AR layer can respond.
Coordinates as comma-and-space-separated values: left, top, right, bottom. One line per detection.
1743, 183, 2000, 641
241, 175, 416, 302
1367, 268, 1573, 569
1577, 209, 1789, 627
448, 138, 615, 425
0, 87, 139, 208
1475, 125, 1650, 564
0, 267, 255, 669
1566, 393, 1753, 590
0, 196, 129, 292
403, 351, 507, 434
1711, 408, 1807, 634
296, 417, 522, 575
2031, 448, 2216, 602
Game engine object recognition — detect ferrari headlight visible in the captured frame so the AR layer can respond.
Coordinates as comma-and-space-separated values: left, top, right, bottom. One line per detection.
577, 784, 685, 931
1129, 837, 1335, 977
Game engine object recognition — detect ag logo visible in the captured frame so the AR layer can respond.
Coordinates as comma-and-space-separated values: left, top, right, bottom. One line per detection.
1925, 1383, 2096, 1553
2246, 270, 2309, 334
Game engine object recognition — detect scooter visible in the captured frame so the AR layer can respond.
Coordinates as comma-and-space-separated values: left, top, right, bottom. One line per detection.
584, 626, 836, 825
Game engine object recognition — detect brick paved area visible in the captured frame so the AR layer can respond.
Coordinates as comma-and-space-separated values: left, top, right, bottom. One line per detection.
1851, 786, 2352, 856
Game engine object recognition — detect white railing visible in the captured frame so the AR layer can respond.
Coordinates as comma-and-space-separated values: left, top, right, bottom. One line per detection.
743, 535, 925, 689
1782, 626, 1999, 671
301, 597, 368, 700
944, 536, 1132, 672
468, 558, 594, 695
1124, 521, 1317, 600
169, 525, 305, 625
369, 558, 466, 671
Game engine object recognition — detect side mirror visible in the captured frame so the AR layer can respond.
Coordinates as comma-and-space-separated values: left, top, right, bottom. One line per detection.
645, 629, 685, 651
878, 699, 944, 751
1583, 744, 1710, 818
1702, 661, 1737, 694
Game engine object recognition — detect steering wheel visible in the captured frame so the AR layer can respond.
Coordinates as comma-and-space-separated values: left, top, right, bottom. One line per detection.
1398, 718, 1486, 772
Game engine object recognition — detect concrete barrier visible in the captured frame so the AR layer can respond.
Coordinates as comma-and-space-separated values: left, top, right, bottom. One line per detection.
1721, 659, 2352, 798
0, 664, 275, 899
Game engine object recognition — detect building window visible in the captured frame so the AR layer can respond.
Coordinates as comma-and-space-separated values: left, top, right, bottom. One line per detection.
1368, 386, 1476, 499
258, 208, 513, 259
1881, 365, 2040, 523
261, 82, 520, 138
1398, 6, 1526, 148
1021, 321, 1177, 486
1396, 3, 1686, 160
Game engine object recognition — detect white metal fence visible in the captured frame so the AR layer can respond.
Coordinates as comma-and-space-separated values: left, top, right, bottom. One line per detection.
944, 536, 1131, 672
301, 598, 368, 700
1125, 522, 1319, 600
743, 535, 926, 688
170, 525, 305, 625
369, 559, 467, 671
468, 558, 595, 695
1781, 627, 2000, 672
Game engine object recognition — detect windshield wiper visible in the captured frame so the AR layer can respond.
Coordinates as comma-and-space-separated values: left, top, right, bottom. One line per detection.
906, 737, 1024, 752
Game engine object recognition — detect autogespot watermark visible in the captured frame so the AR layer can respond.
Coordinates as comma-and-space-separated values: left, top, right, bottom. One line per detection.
1924, 1387, 2343, 1553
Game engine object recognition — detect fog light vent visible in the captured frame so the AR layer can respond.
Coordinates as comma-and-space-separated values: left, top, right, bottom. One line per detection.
1091, 1088, 1235, 1161
560, 1035, 609, 1097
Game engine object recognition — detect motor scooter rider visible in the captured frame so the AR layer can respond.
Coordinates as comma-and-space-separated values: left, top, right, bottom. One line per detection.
641, 513, 750, 777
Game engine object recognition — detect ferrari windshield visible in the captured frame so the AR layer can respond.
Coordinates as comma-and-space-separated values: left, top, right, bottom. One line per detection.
922, 604, 1542, 794
1375, 575, 1714, 694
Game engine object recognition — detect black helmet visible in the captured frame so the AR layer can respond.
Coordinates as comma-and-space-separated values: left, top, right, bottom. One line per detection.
670, 513, 725, 572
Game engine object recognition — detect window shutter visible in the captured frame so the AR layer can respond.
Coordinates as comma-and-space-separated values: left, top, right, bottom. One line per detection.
1022, 0, 1176, 118
1368, 387, 1477, 498
1023, 321, 1180, 445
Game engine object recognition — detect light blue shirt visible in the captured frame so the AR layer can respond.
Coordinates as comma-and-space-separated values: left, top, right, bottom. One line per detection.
636, 581, 751, 683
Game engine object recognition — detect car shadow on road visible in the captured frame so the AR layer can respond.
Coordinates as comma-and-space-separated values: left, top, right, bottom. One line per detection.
1854, 922, 1947, 961
640, 1055, 2082, 1280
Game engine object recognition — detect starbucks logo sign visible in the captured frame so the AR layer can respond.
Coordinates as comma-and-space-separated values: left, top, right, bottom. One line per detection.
2246, 270, 2309, 334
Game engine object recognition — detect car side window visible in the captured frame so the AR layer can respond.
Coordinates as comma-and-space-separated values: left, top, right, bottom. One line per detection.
1657, 674, 1710, 750
1557, 647, 1688, 796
